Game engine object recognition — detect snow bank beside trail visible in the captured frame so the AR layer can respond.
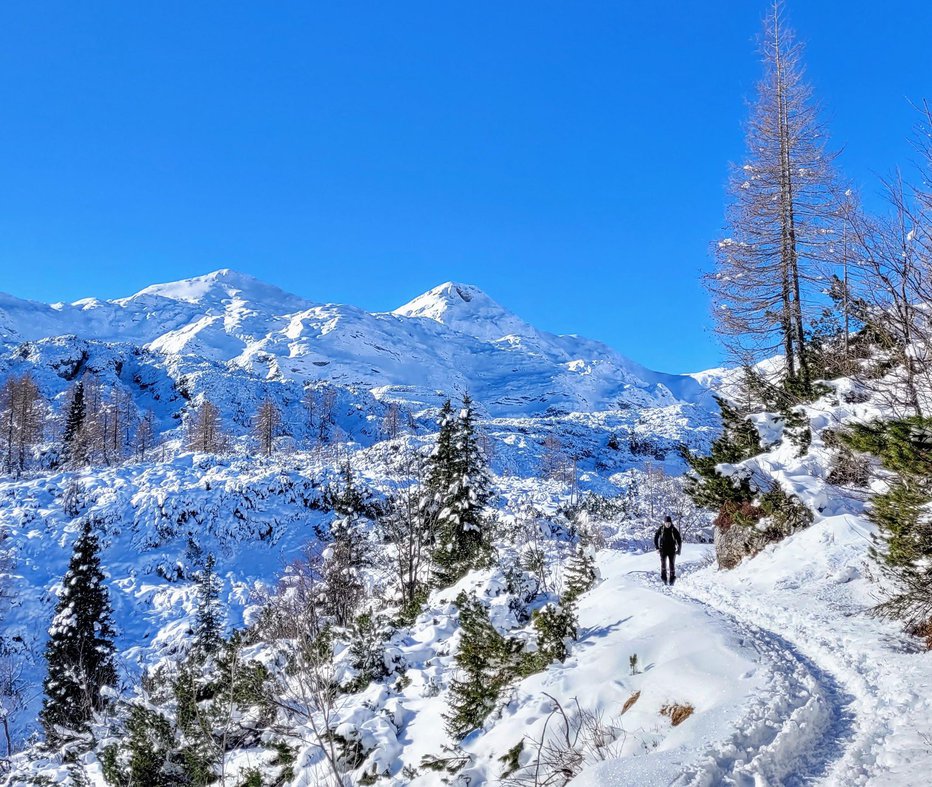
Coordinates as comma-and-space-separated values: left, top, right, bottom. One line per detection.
681, 515, 932, 786
434, 547, 764, 786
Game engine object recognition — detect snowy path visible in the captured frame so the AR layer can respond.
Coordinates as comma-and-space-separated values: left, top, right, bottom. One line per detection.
575, 548, 857, 787
675, 517, 932, 786
667, 583, 857, 786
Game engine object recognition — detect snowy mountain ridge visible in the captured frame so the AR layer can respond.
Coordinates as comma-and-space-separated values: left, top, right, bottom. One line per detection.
0, 269, 710, 418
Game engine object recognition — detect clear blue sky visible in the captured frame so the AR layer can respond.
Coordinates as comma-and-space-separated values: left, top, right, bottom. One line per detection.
0, 1, 929, 373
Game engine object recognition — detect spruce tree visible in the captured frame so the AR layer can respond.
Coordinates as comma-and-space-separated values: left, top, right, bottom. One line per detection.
445, 593, 520, 741
41, 519, 117, 741
320, 464, 372, 628
431, 395, 492, 586
427, 399, 457, 502
682, 395, 762, 516
62, 380, 88, 467
563, 546, 597, 604
193, 554, 223, 656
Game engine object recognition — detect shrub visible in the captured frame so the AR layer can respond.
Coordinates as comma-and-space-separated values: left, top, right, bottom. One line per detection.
660, 702, 694, 727
841, 418, 932, 641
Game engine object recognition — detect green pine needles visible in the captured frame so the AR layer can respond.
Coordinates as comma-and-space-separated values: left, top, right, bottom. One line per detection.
843, 418, 932, 641
429, 395, 493, 587
444, 592, 524, 741
41, 518, 117, 742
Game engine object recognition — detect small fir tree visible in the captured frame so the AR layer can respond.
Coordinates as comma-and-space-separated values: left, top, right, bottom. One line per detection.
529, 603, 577, 666
320, 465, 372, 628
345, 613, 391, 692
41, 519, 117, 740
430, 395, 492, 586
444, 592, 521, 741
62, 380, 88, 467
193, 554, 223, 656
563, 546, 598, 604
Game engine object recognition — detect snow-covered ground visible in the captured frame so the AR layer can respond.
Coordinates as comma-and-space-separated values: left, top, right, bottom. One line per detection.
2, 272, 932, 785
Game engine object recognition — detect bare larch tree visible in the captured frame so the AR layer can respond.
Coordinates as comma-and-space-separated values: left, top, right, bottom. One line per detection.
0, 373, 43, 477
254, 397, 282, 457
706, 1, 841, 392
188, 397, 225, 454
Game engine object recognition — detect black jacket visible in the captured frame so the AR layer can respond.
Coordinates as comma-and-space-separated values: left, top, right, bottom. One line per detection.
654, 523, 682, 554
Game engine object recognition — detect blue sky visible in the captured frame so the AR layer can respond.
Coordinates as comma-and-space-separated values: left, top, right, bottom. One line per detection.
0, 1, 929, 373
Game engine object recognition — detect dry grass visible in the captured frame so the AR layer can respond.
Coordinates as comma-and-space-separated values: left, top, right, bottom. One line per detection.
621, 691, 641, 715
660, 702, 695, 727
912, 621, 932, 651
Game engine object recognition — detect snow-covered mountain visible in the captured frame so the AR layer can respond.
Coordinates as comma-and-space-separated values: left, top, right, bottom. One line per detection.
0, 269, 710, 419
0, 271, 730, 785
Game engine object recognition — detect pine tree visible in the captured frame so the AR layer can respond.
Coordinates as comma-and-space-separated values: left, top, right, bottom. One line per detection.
682, 395, 762, 515
844, 419, 932, 639
193, 554, 223, 656
529, 603, 577, 666
41, 519, 117, 741
563, 546, 597, 604
62, 380, 88, 467
445, 593, 521, 741
431, 395, 492, 587
320, 464, 372, 628
101, 703, 181, 787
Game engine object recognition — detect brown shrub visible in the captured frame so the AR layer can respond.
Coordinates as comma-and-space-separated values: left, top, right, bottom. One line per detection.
660, 703, 695, 727
909, 620, 932, 651
621, 691, 641, 715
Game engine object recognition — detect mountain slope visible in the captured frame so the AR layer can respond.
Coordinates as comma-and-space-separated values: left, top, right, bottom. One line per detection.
0, 270, 710, 418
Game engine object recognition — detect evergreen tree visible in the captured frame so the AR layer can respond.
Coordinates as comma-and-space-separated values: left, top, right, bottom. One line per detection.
431, 395, 492, 587
41, 519, 117, 741
445, 593, 521, 741
345, 612, 391, 692
320, 464, 372, 628
62, 380, 88, 467
101, 703, 183, 787
327, 461, 370, 518
844, 419, 932, 639
428, 400, 456, 488
563, 546, 598, 604
682, 395, 762, 516
529, 603, 577, 666
193, 554, 223, 656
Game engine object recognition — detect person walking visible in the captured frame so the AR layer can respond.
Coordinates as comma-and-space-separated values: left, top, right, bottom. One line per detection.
654, 515, 682, 585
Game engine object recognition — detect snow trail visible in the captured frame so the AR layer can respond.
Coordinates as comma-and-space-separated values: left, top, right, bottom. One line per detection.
673, 516, 932, 786
667, 589, 857, 786
579, 555, 860, 787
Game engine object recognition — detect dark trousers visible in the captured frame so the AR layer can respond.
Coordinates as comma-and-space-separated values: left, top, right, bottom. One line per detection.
660, 550, 676, 580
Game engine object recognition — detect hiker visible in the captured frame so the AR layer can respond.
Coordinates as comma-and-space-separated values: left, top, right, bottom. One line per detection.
653, 515, 682, 585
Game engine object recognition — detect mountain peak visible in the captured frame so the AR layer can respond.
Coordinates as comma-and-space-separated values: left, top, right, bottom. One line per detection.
125, 269, 313, 311
394, 281, 537, 343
